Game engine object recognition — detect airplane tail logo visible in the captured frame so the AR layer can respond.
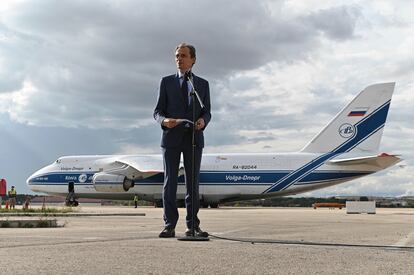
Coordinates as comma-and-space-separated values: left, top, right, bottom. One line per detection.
338, 123, 356, 138
301, 83, 395, 154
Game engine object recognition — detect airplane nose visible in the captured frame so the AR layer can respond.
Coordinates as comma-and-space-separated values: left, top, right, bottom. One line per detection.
27, 159, 60, 192
26, 173, 34, 185
26, 171, 38, 190
26, 166, 51, 193
26, 165, 50, 190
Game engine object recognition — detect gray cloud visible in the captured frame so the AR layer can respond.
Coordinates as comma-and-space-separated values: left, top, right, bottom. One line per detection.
0, 1, 360, 129
305, 6, 361, 40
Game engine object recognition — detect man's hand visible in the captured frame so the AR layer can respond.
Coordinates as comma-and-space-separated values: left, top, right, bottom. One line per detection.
196, 118, 205, 130
162, 118, 178, 128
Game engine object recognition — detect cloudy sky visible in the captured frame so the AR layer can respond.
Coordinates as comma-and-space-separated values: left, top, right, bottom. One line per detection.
0, 0, 413, 196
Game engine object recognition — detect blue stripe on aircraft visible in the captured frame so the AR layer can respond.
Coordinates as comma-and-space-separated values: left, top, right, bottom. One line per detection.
262, 152, 338, 193
29, 173, 96, 184
28, 170, 370, 186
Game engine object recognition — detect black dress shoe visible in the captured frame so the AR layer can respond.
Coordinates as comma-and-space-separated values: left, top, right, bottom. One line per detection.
185, 227, 209, 237
159, 227, 175, 238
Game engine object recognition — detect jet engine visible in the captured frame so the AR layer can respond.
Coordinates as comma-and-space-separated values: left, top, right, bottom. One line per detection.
92, 173, 134, 192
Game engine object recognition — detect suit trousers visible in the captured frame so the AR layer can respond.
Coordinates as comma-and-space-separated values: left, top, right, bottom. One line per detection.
162, 131, 202, 229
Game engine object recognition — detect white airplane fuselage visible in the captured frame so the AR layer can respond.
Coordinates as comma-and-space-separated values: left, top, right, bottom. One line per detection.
27, 152, 398, 205
26, 83, 401, 205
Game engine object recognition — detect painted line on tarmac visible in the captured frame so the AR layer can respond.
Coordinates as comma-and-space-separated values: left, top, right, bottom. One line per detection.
0, 213, 146, 217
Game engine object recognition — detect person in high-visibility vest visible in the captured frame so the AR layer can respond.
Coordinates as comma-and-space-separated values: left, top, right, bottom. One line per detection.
134, 195, 138, 208
8, 186, 17, 210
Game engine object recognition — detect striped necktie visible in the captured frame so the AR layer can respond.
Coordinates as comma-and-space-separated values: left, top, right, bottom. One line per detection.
181, 76, 189, 106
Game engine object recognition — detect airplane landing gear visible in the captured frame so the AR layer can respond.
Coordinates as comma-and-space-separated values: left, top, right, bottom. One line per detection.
65, 199, 79, 207
66, 182, 79, 206
65, 191, 79, 207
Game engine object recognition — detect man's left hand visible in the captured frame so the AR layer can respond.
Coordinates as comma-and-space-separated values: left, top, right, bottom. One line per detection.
196, 118, 205, 130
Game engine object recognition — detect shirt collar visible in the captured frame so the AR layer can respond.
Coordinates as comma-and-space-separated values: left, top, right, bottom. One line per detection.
177, 71, 193, 79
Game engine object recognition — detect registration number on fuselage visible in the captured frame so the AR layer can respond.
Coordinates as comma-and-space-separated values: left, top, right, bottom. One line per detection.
232, 165, 257, 170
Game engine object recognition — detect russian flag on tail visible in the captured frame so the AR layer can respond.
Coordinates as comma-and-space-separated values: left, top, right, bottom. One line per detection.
348, 107, 368, 117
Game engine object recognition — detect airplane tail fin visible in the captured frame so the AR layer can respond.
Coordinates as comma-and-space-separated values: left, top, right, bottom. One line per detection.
301, 83, 395, 154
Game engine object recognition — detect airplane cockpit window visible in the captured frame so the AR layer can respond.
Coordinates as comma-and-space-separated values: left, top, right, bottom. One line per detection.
55, 159, 61, 164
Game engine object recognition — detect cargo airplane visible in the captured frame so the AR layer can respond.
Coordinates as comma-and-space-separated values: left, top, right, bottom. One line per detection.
27, 83, 401, 207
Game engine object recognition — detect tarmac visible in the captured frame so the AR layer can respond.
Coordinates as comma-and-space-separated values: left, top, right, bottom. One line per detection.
1, 206, 413, 274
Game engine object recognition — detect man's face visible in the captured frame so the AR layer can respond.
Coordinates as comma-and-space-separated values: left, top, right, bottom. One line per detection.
175, 47, 195, 73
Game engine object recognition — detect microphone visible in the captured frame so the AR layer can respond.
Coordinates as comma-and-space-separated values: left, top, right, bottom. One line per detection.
185, 71, 204, 109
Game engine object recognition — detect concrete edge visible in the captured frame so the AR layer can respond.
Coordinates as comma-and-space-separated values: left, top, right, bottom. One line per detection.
0, 213, 146, 217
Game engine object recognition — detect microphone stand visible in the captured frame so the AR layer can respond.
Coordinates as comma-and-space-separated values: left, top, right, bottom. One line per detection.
178, 72, 209, 242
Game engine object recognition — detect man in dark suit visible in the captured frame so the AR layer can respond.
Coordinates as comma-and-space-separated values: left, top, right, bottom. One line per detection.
154, 43, 211, 238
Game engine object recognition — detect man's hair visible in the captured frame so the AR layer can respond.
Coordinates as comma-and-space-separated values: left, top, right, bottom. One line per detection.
176, 43, 196, 59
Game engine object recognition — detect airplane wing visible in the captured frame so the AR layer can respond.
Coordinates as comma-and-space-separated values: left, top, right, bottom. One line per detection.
328, 153, 402, 169
92, 155, 166, 192
112, 155, 164, 180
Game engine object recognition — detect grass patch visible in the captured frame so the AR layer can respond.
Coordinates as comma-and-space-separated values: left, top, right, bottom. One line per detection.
0, 207, 75, 214
22, 222, 34, 228
36, 220, 51, 228
1, 221, 10, 228
0, 219, 59, 228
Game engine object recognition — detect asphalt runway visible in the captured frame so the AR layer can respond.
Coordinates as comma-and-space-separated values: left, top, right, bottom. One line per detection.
1, 206, 413, 274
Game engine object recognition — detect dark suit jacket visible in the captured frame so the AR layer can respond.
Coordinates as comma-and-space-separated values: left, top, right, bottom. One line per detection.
153, 72, 211, 148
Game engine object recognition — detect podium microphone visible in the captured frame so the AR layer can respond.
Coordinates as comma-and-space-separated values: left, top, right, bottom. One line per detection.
184, 71, 205, 109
